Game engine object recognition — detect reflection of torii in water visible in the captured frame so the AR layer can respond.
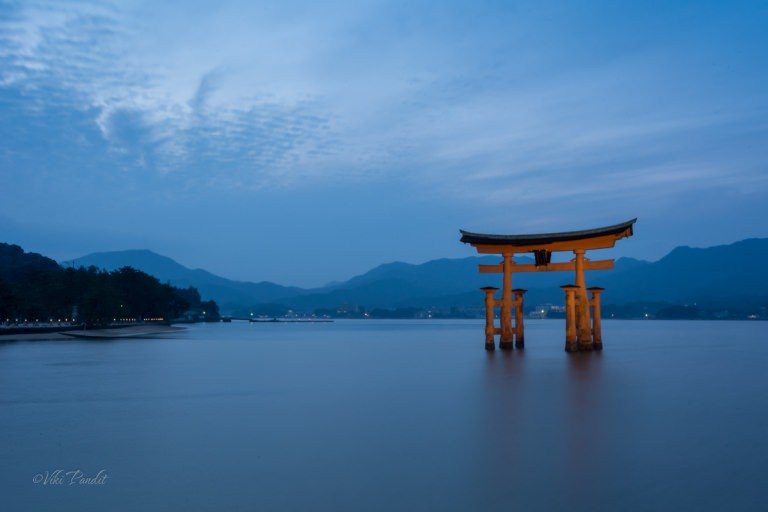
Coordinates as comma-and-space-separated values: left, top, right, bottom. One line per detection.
460, 219, 636, 352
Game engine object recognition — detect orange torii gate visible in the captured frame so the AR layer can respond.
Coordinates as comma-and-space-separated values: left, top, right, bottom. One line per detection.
460, 219, 636, 352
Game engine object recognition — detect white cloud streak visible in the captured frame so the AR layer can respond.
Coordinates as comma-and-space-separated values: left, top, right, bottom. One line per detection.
1, 0, 766, 203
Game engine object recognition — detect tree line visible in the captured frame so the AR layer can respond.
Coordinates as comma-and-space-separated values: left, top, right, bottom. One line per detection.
0, 243, 218, 325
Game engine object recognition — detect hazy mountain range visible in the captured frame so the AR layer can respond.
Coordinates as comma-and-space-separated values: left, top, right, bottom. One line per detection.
63, 238, 768, 313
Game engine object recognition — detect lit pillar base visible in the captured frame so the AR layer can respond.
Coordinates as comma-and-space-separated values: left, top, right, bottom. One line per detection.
480, 286, 499, 352
561, 285, 578, 354
499, 340, 514, 350
578, 341, 594, 352
512, 288, 526, 351
588, 287, 604, 352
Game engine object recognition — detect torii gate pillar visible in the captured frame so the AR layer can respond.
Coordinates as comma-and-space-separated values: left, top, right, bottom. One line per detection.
588, 287, 604, 350
499, 253, 514, 350
513, 288, 526, 348
561, 285, 579, 352
481, 286, 499, 350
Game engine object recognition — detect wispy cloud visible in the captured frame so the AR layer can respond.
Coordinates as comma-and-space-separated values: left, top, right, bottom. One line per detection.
0, 1, 346, 184
1, 0, 766, 201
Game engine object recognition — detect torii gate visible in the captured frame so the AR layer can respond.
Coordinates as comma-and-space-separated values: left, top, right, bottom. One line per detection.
460, 219, 636, 352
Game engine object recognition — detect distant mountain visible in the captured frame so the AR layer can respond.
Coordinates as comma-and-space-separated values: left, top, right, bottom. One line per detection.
278, 253, 615, 309
63, 238, 768, 313
62, 250, 304, 311
589, 238, 768, 306
278, 239, 768, 310
613, 256, 649, 272
329, 256, 504, 294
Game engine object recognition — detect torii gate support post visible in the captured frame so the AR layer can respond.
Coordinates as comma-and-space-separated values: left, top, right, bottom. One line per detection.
588, 287, 604, 350
561, 285, 578, 352
499, 253, 514, 350
574, 249, 593, 351
513, 288, 526, 348
481, 287, 499, 350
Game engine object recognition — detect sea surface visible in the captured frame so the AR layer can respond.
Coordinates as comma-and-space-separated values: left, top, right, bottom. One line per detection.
1, 320, 767, 511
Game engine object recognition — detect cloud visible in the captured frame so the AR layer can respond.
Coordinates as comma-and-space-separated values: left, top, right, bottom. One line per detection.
0, 0, 766, 207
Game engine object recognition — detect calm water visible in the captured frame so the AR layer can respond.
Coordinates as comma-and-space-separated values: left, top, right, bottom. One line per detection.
2, 320, 767, 511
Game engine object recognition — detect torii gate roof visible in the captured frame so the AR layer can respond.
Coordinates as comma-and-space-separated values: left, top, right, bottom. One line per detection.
460, 218, 636, 251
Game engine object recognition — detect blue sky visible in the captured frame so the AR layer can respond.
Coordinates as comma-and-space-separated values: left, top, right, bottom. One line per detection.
1, 0, 766, 287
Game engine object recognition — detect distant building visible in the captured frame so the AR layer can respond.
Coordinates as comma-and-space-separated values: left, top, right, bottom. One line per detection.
336, 303, 360, 315
529, 303, 566, 319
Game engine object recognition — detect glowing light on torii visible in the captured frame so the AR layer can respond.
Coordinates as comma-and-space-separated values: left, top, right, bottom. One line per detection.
460, 219, 636, 352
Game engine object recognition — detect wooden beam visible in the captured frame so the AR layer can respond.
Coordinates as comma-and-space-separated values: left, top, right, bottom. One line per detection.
478, 259, 614, 273
472, 230, 632, 254
516, 260, 614, 272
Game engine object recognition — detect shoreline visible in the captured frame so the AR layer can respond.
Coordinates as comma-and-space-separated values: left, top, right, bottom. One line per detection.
0, 324, 184, 342
0, 332, 71, 341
